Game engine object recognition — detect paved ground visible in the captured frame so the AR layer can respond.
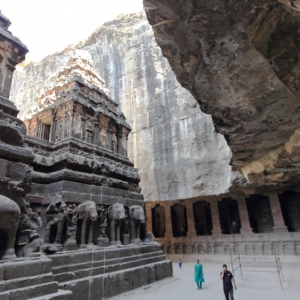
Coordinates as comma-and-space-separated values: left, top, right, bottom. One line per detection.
111, 259, 300, 300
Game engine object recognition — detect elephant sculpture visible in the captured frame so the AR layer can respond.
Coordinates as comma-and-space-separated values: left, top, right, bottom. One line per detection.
108, 203, 125, 245
0, 195, 21, 260
129, 205, 145, 243
77, 201, 99, 248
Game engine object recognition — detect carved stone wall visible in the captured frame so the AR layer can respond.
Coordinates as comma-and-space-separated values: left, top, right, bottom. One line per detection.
146, 191, 300, 256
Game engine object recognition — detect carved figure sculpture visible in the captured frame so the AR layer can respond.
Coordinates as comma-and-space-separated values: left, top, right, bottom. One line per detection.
64, 204, 78, 250
45, 197, 68, 250
108, 203, 125, 245
97, 205, 109, 247
129, 205, 145, 243
0, 195, 21, 260
77, 200, 98, 248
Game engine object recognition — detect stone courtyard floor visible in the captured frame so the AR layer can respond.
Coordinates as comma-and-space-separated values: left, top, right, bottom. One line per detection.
111, 260, 300, 300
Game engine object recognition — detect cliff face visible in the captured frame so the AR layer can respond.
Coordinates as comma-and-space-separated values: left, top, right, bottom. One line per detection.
144, 0, 300, 190
10, 12, 232, 202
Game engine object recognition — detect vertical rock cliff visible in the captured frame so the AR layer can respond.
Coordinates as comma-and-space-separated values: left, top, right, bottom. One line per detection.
10, 12, 232, 201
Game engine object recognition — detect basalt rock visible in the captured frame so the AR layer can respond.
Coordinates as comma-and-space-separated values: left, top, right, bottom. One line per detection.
10, 12, 232, 201
144, 0, 300, 191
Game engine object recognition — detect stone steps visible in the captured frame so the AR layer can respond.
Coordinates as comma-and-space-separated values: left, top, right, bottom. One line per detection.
0, 282, 58, 300
59, 260, 173, 300
28, 289, 73, 300
0, 257, 72, 300
54, 253, 165, 282
0, 273, 54, 293
51, 244, 166, 283
48, 243, 172, 299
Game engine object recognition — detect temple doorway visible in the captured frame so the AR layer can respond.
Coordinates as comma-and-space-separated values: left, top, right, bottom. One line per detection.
218, 198, 241, 234
279, 191, 300, 232
193, 201, 212, 236
246, 195, 274, 233
171, 203, 188, 237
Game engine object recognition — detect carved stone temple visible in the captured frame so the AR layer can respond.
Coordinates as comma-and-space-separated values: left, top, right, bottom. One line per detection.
0, 11, 171, 300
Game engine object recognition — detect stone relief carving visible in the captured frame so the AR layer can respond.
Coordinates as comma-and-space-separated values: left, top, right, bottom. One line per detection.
43, 196, 68, 253
108, 203, 125, 245
77, 200, 99, 248
129, 205, 145, 243
0, 195, 21, 260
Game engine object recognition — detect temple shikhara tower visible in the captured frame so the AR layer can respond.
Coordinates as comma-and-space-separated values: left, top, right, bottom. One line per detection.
0, 11, 171, 300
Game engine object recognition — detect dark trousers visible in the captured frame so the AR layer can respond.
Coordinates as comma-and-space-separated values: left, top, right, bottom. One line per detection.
224, 287, 234, 300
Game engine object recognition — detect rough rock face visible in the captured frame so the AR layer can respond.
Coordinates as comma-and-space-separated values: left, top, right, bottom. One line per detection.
10, 12, 232, 201
144, 0, 300, 190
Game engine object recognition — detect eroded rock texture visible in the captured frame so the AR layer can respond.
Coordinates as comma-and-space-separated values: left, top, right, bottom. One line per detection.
144, 0, 300, 190
10, 12, 232, 201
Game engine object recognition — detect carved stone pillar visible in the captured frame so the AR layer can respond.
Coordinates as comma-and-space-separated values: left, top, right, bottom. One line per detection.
117, 125, 123, 154
2, 61, 15, 98
145, 204, 153, 233
50, 113, 56, 142
108, 125, 113, 151
125, 131, 129, 157
185, 200, 196, 237
93, 113, 99, 145
237, 196, 252, 234
81, 113, 86, 141
163, 202, 173, 239
210, 199, 222, 235
268, 193, 287, 232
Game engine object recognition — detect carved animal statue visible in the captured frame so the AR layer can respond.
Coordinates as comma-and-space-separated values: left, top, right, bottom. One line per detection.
129, 205, 145, 243
0, 195, 21, 260
108, 203, 125, 245
77, 201, 98, 248
45, 197, 67, 247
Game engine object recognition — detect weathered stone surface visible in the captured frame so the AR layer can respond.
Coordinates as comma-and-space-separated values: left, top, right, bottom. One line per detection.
10, 12, 232, 201
143, 0, 300, 190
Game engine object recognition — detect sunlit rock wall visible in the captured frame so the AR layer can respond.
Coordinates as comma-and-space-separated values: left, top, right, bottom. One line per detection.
11, 12, 232, 201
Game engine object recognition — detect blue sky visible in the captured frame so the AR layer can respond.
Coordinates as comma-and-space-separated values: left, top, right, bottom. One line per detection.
1, 0, 143, 61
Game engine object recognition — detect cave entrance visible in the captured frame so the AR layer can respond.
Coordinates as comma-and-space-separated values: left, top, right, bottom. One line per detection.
246, 195, 274, 233
218, 198, 241, 234
193, 201, 212, 236
151, 204, 166, 238
279, 191, 300, 232
171, 203, 188, 237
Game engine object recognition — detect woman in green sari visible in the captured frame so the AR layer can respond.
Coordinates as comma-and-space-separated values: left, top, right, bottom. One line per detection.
194, 259, 204, 289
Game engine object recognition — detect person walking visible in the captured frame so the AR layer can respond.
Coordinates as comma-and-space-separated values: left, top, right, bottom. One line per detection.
178, 259, 182, 269
194, 259, 204, 290
220, 264, 237, 300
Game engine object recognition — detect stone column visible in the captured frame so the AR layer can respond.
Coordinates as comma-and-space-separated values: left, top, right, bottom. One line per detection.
268, 193, 287, 232
50, 113, 56, 142
81, 113, 86, 141
117, 125, 123, 154
2, 61, 15, 98
237, 196, 252, 234
108, 125, 113, 151
93, 113, 99, 145
163, 202, 173, 239
185, 200, 196, 238
210, 199, 222, 235
145, 203, 153, 233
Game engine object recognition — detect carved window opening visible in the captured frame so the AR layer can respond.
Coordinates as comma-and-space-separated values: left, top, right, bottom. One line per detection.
218, 198, 241, 234
171, 203, 188, 237
151, 204, 166, 238
193, 201, 212, 236
246, 195, 274, 233
279, 191, 300, 232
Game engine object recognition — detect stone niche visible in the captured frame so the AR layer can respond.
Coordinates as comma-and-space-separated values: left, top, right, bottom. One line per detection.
0, 12, 172, 300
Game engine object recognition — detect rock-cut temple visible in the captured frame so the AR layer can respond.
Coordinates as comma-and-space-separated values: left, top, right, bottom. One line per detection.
0, 11, 172, 300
